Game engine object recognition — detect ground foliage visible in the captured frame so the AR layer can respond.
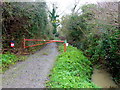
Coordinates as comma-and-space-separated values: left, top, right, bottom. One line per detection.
46, 45, 99, 88
0, 53, 17, 69
0, 52, 27, 72
60, 2, 120, 84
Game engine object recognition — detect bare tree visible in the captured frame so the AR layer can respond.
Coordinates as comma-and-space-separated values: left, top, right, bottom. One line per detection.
71, 0, 80, 14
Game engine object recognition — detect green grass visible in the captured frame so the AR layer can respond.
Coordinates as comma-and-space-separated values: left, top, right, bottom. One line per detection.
46, 45, 99, 88
0, 52, 27, 73
0, 44, 46, 73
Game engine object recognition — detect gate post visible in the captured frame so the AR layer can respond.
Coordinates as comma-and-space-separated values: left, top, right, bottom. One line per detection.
64, 40, 67, 52
23, 38, 25, 48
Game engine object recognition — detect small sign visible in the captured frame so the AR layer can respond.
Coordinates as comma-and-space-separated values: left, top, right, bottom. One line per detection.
10, 41, 15, 47
66, 43, 68, 46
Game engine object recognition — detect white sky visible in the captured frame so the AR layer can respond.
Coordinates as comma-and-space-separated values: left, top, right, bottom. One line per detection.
45, 0, 119, 15
5, 0, 119, 15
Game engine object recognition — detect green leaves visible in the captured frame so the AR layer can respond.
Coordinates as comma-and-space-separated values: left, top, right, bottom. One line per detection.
0, 53, 18, 69
46, 45, 98, 88
49, 4, 60, 35
2, 2, 50, 50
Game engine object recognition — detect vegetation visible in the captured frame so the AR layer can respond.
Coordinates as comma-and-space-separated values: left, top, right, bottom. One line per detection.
1, 0, 119, 87
1, 1, 53, 71
0, 52, 27, 73
46, 45, 99, 88
48, 4, 60, 37
2, 1, 51, 53
59, 2, 120, 84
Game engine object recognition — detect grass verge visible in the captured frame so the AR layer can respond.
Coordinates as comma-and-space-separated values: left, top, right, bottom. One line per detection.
0, 52, 27, 73
46, 44, 99, 88
1, 44, 46, 73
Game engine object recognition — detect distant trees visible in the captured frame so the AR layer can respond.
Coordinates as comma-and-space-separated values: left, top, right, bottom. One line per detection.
48, 4, 60, 37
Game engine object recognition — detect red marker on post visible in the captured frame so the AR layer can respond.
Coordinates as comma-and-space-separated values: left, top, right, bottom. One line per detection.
10, 41, 14, 47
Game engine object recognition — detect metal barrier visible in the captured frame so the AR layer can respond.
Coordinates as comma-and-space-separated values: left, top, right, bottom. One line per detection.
23, 39, 68, 52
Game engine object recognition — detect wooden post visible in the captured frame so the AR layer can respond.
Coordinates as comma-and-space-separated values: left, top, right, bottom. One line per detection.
64, 43, 66, 52
23, 38, 25, 48
64, 40, 67, 52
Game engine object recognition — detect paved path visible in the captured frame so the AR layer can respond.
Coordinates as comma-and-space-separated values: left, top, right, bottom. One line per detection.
2, 43, 59, 88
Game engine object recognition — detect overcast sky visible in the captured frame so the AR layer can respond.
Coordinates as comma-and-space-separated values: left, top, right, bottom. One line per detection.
5, 0, 119, 15
45, 0, 119, 15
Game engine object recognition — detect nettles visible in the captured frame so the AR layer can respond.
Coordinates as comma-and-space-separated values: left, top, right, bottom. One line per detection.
46, 45, 98, 88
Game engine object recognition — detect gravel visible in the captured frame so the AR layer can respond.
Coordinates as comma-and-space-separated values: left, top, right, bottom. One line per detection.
2, 43, 59, 88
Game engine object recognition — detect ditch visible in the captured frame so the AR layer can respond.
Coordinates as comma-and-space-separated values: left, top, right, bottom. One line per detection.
92, 65, 118, 88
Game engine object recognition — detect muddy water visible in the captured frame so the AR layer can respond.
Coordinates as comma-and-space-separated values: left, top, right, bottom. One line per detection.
92, 67, 118, 88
